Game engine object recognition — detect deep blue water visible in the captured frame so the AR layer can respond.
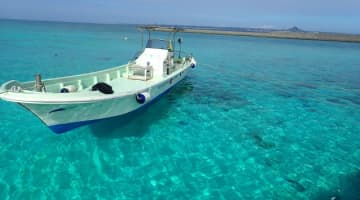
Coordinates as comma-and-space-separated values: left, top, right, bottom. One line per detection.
1, 19, 360, 199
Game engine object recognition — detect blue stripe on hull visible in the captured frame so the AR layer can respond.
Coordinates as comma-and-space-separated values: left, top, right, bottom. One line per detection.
48, 78, 184, 134
49, 118, 103, 133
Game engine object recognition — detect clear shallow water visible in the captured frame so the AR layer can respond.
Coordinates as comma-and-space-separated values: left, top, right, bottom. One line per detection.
0, 19, 360, 199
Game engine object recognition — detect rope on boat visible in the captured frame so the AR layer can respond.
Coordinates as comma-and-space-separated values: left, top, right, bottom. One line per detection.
198, 62, 360, 93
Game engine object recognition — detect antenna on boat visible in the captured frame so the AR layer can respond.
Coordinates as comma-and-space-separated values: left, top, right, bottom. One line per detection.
140, 29, 144, 48
168, 27, 184, 56
177, 38, 182, 58
137, 27, 145, 48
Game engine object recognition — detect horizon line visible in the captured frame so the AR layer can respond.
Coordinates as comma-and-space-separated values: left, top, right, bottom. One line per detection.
1, 17, 359, 35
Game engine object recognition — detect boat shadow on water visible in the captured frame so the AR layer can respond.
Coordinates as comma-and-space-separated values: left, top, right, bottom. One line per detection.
89, 80, 194, 138
89, 107, 161, 139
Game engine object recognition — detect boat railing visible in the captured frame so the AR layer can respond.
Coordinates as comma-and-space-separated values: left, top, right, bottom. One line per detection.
2, 65, 130, 94
173, 50, 193, 59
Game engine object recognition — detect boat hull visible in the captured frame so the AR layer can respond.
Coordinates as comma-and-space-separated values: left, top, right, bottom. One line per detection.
20, 67, 190, 133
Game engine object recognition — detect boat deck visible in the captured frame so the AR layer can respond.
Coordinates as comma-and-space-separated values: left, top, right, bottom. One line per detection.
108, 77, 151, 93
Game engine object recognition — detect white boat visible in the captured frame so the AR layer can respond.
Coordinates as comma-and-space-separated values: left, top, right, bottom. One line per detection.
0, 26, 196, 133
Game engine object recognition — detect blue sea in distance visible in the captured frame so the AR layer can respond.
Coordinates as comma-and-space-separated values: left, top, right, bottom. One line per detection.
1, 19, 360, 199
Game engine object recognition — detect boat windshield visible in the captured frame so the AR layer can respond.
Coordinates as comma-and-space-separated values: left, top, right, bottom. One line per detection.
146, 39, 168, 50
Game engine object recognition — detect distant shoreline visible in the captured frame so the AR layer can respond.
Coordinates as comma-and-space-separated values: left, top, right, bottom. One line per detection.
153, 26, 360, 43
2, 19, 360, 43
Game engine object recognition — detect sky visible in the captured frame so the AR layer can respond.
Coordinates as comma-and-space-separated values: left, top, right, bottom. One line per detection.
0, 0, 359, 33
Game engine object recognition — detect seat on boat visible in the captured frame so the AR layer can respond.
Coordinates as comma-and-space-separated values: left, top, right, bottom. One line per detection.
127, 48, 168, 80
127, 64, 153, 81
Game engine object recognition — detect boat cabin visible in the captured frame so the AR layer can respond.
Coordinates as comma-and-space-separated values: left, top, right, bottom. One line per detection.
127, 38, 180, 81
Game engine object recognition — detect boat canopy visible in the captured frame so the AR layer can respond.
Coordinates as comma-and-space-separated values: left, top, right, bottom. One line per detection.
138, 25, 183, 50
146, 39, 169, 50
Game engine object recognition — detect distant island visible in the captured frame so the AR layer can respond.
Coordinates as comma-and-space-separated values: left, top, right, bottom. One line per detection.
287, 26, 304, 32
149, 25, 360, 43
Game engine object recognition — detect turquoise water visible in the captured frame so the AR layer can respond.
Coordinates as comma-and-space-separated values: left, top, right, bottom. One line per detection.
1, 19, 360, 199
